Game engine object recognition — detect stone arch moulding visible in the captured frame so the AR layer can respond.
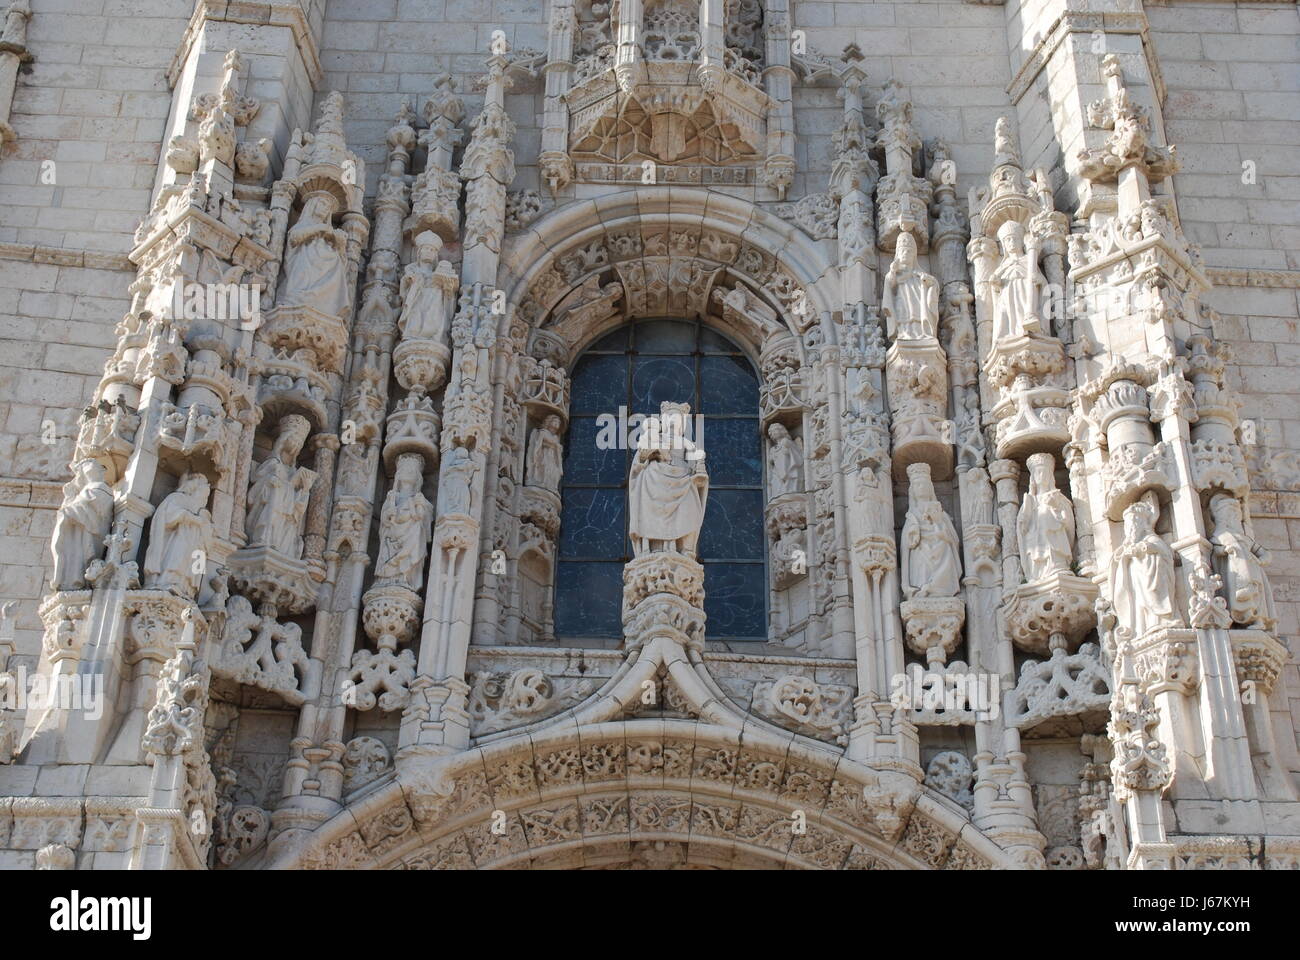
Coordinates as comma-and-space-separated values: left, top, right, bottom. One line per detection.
271, 633, 1011, 869
496, 186, 841, 359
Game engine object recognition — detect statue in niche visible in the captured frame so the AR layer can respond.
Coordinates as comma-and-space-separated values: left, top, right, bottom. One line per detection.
279, 193, 349, 317
438, 445, 477, 517
629, 402, 709, 558
766, 423, 804, 499
246, 414, 315, 559
960, 466, 995, 527
525, 415, 564, 494
881, 232, 939, 341
1209, 494, 1275, 629
900, 462, 962, 599
143, 473, 213, 599
990, 220, 1045, 345
50, 459, 115, 591
1111, 499, 1179, 639
398, 231, 451, 343
373, 454, 434, 591
1016, 452, 1075, 583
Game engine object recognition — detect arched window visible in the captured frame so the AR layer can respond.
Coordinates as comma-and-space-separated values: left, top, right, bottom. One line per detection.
556, 318, 766, 643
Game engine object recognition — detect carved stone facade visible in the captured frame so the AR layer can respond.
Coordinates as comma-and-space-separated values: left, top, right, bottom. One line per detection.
0, 0, 1297, 873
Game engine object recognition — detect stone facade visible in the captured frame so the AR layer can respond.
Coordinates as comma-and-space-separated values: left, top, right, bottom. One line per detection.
0, 0, 1297, 871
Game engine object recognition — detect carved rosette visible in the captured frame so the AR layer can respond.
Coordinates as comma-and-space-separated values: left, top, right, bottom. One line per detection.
622, 553, 707, 653
1002, 572, 1099, 657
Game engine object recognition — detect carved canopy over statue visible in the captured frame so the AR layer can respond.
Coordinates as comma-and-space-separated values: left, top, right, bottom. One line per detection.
50, 458, 115, 591
246, 414, 316, 558
1017, 452, 1075, 583
900, 462, 962, 599
143, 473, 213, 599
629, 402, 709, 558
882, 232, 939, 341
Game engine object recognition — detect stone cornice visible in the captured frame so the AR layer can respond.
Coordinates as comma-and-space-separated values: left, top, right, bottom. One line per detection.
166, 1, 323, 91
0, 241, 132, 272
0, 477, 65, 509
1206, 267, 1300, 289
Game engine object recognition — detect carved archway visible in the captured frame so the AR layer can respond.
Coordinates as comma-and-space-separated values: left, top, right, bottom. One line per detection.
276, 718, 1009, 870
498, 186, 838, 364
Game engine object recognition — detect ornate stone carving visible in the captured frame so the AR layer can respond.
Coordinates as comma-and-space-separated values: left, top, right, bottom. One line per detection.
49, 459, 115, 591
142, 474, 213, 600
467, 668, 595, 735
629, 402, 708, 558
900, 463, 962, 599
1110, 500, 1181, 641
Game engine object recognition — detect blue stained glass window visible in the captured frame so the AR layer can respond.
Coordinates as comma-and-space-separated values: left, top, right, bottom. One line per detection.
555, 319, 767, 642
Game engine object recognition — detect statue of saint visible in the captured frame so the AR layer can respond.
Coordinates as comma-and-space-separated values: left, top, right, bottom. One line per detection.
990, 219, 1045, 344
438, 445, 476, 517
1111, 500, 1179, 638
246, 414, 315, 558
373, 454, 434, 591
280, 193, 349, 316
900, 462, 962, 599
766, 423, 804, 499
525, 415, 564, 494
50, 459, 115, 590
398, 231, 452, 343
1209, 494, 1275, 629
1016, 452, 1075, 582
628, 402, 709, 558
881, 232, 939, 341
143, 473, 213, 599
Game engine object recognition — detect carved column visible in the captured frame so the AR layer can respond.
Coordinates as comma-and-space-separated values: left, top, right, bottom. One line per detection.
540, 0, 576, 194
400, 45, 527, 761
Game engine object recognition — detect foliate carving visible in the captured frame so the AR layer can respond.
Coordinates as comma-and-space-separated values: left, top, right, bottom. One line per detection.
342, 737, 392, 794
467, 669, 595, 736
1008, 643, 1111, 731
504, 189, 542, 232
752, 675, 852, 744
211, 595, 312, 705
1108, 676, 1172, 801
924, 751, 974, 812
1078, 55, 1178, 186
1003, 572, 1099, 657
1130, 628, 1199, 697
773, 193, 838, 240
